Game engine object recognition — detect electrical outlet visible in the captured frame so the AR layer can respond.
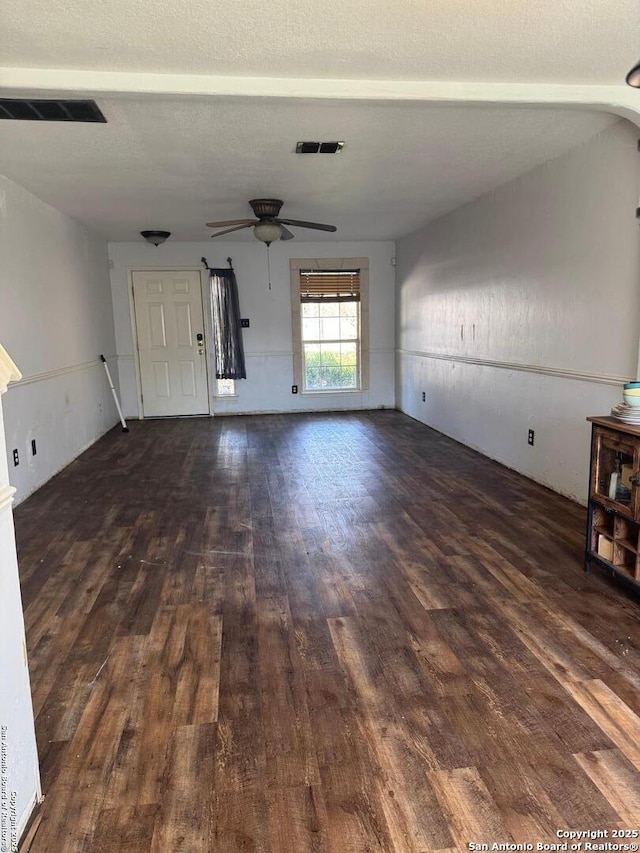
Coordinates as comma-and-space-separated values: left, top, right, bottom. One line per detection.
528, 429, 535, 446
31, 439, 37, 456
422, 391, 426, 402
12, 448, 19, 466
240, 318, 250, 328
292, 385, 298, 394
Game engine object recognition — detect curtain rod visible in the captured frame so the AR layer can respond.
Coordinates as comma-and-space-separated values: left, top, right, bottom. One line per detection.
201, 256, 234, 271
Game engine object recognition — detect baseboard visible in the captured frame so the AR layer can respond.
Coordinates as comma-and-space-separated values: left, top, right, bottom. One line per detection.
12, 418, 120, 506
212, 405, 397, 417
398, 407, 586, 507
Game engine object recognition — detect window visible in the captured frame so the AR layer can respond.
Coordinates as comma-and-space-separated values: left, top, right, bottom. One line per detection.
216, 378, 236, 396
291, 258, 370, 394
300, 270, 360, 391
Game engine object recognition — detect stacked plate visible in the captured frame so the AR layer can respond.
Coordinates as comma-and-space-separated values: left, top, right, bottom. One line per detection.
611, 402, 640, 424
612, 382, 640, 422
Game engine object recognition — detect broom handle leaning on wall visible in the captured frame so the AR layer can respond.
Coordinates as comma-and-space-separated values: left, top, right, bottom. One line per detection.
100, 355, 129, 433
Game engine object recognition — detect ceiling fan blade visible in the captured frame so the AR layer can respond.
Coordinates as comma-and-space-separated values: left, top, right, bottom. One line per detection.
279, 225, 295, 240
206, 218, 256, 228
209, 223, 253, 238
277, 218, 337, 232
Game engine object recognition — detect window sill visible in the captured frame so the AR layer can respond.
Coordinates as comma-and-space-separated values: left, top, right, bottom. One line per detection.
302, 389, 362, 396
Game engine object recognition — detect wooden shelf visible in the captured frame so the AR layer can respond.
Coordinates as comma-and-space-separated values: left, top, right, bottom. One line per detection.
587, 550, 639, 582
615, 537, 638, 554
586, 417, 640, 591
587, 416, 640, 438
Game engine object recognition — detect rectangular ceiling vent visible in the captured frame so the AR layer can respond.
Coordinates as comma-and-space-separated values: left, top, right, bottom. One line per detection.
0, 99, 107, 123
296, 141, 344, 154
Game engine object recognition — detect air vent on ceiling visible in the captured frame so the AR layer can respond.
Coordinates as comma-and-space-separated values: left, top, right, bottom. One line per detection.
0, 99, 107, 123
296, 141, 344, 154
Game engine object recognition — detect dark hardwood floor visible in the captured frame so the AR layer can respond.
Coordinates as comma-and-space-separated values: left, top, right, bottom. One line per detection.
14, 411, 640, 852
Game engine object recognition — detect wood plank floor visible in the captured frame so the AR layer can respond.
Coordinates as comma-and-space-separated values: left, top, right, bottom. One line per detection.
13, 411, 640, 852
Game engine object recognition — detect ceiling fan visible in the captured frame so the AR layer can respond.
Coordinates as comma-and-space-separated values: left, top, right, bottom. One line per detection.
206, 199, 337, 245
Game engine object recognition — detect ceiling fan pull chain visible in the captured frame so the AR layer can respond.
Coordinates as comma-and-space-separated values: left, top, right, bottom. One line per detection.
267, 244, 272, 290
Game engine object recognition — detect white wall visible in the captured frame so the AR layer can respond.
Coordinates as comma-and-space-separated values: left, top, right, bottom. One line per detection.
0, 175, 119, 503
108, 240, 396, 417
396, 119, 640, 503
0, 348, 41, 847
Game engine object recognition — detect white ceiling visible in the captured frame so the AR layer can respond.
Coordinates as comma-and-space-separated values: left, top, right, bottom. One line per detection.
0, 0, 637, 242
2, 0, 639, 84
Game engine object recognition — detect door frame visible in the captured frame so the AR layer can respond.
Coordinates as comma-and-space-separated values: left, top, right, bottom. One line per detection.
128, 266, 215, 419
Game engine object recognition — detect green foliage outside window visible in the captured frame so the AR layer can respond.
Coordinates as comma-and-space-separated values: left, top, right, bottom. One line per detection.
304, 347, 357, 390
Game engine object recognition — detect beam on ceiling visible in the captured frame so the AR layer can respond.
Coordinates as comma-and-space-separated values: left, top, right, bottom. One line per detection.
1, 68, 639, 127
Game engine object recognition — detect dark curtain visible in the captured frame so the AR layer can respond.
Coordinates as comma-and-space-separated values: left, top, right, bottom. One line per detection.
209, 268, 246, 380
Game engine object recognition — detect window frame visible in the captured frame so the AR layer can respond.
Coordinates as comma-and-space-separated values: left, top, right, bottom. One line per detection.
301, 299, 361, 392
215, 378, 237, 397
291, 257, 370, 395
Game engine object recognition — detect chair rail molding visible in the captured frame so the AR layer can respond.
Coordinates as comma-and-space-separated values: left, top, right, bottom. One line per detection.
0, 485, 17, 516
0, 343, 21, 394
8, 356, 116, 389
397, 348, 631, 387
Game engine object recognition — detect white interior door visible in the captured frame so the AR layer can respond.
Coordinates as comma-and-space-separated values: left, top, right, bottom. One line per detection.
132, 270, 209, 417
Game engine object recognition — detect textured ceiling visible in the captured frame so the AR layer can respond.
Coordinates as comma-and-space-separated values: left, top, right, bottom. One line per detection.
2, 0, 639, 84
0, 98, 616, 241
0, 0, 635, 242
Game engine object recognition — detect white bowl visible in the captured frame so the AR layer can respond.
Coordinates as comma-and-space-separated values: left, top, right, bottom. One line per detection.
623, 394, 640, 407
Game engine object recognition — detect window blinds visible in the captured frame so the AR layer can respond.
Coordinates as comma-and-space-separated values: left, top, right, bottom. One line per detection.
299, 269, 360, 302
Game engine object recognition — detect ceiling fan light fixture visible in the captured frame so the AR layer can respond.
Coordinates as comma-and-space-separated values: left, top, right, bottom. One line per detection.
206, 199, 336, 242
253, 222, 282, 245
140, 230, 171, 246
626, 61, 640, 87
